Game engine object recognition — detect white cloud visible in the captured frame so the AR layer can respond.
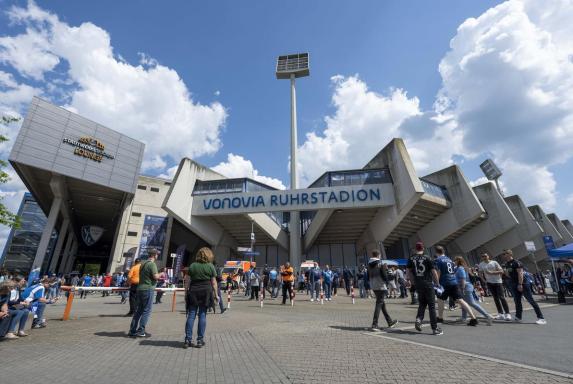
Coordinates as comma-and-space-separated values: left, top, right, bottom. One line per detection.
141, 155, 167, 171
0, 1, 227, 170
431, 0, 573, 214
297, 75, 421, 186
213, 153, 286, 190
566, 193, 573, 207
157, 165, 178, 180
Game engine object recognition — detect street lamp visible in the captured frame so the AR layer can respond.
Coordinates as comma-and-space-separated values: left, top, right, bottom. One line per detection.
276, 52, 309, 270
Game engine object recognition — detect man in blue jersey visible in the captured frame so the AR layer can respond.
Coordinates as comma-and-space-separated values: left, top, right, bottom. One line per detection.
433, 246, 478, 326
21, 279, 52, 328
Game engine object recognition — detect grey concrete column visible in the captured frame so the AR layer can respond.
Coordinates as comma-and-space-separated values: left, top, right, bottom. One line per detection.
58, 230, 74, 273
65, 239, 79, 273
32, 197, 62, 271
48, 218, 69, 273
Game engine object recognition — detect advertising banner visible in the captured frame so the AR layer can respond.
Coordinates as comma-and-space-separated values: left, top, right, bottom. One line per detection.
174, 244, 186, 284
138, 215, 168, 260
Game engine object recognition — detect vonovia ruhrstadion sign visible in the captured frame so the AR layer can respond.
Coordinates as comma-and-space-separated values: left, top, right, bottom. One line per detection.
192, 184, 395, 215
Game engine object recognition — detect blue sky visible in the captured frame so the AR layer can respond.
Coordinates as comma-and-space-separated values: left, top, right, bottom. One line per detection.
1, 0, 573, 247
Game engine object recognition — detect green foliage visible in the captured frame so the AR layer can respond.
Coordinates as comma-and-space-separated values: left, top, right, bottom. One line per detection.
0, 115, 21, 228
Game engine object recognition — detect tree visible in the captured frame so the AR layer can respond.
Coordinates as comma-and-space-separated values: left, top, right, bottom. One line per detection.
0, 115, 21, 228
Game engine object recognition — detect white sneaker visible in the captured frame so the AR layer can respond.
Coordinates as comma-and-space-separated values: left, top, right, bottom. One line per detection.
494, 314, 504, 320
310, 298, 314, 302
535, 318, 547, 325
3, 332, 19, 339
504, 314, 512, 321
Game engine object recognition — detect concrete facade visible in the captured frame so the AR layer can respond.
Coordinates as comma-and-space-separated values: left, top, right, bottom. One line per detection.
4, 99, 573, 274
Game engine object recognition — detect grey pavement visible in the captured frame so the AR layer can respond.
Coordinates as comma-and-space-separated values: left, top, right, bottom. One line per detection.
0, 290, 571, 384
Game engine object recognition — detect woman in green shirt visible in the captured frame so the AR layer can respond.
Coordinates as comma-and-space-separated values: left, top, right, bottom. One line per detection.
184, 247, 219, 348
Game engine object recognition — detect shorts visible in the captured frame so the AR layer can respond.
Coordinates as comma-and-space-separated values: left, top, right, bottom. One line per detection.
438, 284, 462, 301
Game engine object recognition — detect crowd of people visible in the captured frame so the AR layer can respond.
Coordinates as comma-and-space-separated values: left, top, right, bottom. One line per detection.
0, 276, 58, 340
2, 242, 572, 345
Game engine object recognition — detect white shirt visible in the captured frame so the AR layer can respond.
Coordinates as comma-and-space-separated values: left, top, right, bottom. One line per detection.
479, 260, 503, 284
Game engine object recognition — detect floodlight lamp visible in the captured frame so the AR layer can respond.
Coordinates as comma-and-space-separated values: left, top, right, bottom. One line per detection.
276, 53, 309, 79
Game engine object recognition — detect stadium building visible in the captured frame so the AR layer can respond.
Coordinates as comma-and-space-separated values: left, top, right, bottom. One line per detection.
2, 97, 571, 275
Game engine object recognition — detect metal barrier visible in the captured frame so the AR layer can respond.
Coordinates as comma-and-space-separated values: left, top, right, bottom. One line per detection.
59, 286, 185, 321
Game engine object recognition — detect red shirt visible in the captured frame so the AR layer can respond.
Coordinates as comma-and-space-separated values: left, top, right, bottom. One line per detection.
103, 275, 112, 287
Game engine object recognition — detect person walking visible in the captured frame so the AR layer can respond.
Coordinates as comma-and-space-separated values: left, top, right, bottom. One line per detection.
154, 268, 168, 304
478, 252, 511, 321
454, 257, 493, 325
343, 266, 353, 295
128, 250, 160, 338
309, 263, 322, 302
80, 274, 91, 299
269, 267, 278, 298
184, 247, 219, 348
126, 259, 141, 316
434, 246, 478, 326
102, 273, 112, 297
368, 250, 398, 331
249, 267, 260, 300
323, 265, 333, 301
357, 265, 366, 299
407, 242, 443, 335
501, 249, 546, 325
280, 262, 294, 305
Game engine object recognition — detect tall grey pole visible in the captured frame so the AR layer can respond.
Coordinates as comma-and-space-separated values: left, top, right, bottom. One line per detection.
289, 73, 301, 269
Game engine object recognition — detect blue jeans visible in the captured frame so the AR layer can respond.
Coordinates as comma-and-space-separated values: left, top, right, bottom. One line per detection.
461, 289, 489, 320
217, 287, 224, 311
9, 309, 29, 332
358, 280, 365, 298
511, 284, 544, 320
185, 306, 207, 342
311, 281, 321, 300
129, 289, 154, 334
323, 282, 332, 299
32, 302, 46, 326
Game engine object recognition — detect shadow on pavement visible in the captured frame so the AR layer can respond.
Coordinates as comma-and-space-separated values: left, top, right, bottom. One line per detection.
139, 340, 184, 348
98, 314, 128, 318
329, 325, 370, 332
94, 331, 129, 338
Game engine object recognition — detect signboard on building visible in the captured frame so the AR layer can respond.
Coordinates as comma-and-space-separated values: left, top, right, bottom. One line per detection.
524, 241, 536, 252
542, 235, 555, 251
138, 215, 168, 260
192, 183, 395, 216
62, 136, 115, 163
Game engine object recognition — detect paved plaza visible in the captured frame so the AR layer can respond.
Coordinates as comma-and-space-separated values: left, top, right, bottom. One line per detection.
0, 291, 571, 384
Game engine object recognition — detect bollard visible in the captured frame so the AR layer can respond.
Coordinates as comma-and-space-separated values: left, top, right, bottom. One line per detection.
227, 287, 231, 309
291, 286, 295, 307
320, 282, 324, 305
171, 290, 177, 312
260, 281, 264, 308
62, 288, 75, 321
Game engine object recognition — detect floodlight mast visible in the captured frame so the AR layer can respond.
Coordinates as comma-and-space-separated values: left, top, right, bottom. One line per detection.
276, 53, 309, 269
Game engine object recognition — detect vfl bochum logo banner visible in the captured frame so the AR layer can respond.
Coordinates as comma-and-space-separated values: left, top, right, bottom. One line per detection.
192, 183, 395, 216
82, 226, 104, 246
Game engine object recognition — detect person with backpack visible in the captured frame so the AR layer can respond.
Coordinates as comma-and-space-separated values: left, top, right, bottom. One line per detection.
322, 265, 334, 301
368, 250, 398, 331
502, 249, 546, 325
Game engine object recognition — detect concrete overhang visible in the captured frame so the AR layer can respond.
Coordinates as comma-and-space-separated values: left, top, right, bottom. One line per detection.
447, 182, 519, 255
163, 158, 289, 250
9, 98, 143, 248
547, 213, 573, 244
